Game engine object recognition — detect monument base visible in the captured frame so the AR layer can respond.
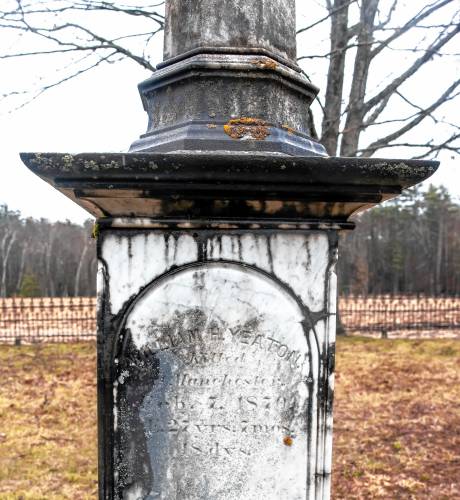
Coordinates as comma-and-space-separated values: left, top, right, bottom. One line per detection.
20, 151, 438, 499
97, 226, 337, 499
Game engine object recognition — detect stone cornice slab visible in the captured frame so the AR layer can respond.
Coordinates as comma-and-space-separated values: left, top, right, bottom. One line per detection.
20, 152, 438, 226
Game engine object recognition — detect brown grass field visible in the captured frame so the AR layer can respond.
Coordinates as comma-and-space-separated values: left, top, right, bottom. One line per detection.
0, 337, 459, 499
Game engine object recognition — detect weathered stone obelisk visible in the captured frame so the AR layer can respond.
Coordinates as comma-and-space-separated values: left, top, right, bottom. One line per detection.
21, 0, 438, 498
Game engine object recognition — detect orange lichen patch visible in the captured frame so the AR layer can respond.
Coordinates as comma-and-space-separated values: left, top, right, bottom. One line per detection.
281, 124, 297, 135
224, 117, 270, 141
228, 117, 263, 126
207, 124, 217, 129
252, 58, 278, 70
283, 436, 294, 447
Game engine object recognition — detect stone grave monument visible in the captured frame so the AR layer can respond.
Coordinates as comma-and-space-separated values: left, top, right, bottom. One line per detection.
21, 0, 438, 498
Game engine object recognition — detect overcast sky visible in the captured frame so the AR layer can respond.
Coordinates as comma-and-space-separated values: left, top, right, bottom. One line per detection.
1, 1, 459, 224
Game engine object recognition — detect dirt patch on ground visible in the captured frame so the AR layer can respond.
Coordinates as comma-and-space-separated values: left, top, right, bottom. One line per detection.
0, 338, 458, 498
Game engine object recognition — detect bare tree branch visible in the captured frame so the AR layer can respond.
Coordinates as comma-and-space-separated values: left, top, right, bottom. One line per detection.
355, 133, 460, 160
0, 0, 165, 109
297, 0, 357, 35
364, 24, 460, 115
371, 0, 457, 60
375, 0, 399, 30
411, 132, 460, 159
359, 79, 460, 157
2, 51, 122, 112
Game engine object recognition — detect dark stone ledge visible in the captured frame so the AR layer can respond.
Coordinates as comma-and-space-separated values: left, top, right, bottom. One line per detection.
20, 152, 438, 223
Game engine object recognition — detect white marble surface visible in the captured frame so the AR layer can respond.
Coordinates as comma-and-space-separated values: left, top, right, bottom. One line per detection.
100, 230, 337, 499
103, 233, 331, 316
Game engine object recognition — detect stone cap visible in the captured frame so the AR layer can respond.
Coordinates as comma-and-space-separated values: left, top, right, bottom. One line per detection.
132, 0, 321, 155
20, 152, 438, 229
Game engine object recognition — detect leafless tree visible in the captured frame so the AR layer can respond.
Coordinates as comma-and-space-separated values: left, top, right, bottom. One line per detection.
1, 187, 458, 298
299, 0, 460, 158
339, 185, 460, 296
0, 206, 96, 297
0, 215, 18, 297
0, 0, 459, 156
0, 1, 165, 109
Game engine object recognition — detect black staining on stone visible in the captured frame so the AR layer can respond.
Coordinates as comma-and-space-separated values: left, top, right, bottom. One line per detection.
303, 318, 315, 491
163, 233, 170, 266
229, 236, 236, 259
171, 232, 179, 262
326, 343, 336, 419
236, 235, 243, 262
96, 230, 118, 498
304, 239, 312, 272
326, 229, 340, 251
127, 236, 133, 261
217, 234, 223, 255
109, 307, 220, 499
143, 232, 149, 257
113, 334, 159, 499
322, 233, 338, 419
194, 232, 208, 262
266, 236, 275, 274
327, 343, 336, 379
324, 230, 339, 321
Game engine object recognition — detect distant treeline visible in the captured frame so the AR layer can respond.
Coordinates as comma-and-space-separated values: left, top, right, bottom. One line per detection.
0, 207, 96, 298
339, 185, 460, 295
1, 185, 459, 298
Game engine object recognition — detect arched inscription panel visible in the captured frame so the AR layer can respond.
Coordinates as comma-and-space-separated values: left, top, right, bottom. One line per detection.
115, 263, 316, 500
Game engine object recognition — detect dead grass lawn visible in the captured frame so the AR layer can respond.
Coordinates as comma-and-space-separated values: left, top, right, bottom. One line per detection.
0, 338, 458, 499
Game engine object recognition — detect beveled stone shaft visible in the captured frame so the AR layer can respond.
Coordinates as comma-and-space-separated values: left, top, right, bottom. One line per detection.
164, 0, 297, 63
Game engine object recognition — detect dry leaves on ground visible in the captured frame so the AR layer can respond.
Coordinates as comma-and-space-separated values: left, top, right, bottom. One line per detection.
0, 338, 458, 499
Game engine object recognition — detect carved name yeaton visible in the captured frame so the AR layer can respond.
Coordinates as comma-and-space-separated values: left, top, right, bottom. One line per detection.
142, 323, 309, 371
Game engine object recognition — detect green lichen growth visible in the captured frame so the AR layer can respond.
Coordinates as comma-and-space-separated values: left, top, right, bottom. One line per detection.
91, 222, 100, 239
83, 160, 99, 171
62, 154, 75, 171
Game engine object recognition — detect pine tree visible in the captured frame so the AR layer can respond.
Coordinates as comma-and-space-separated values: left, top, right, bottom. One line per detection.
19, 273, 41, 297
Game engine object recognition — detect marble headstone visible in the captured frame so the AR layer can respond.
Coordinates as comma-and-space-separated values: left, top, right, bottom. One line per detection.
99, 231, 336, 499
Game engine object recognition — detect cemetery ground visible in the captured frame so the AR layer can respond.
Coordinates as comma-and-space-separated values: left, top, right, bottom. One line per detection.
0, 338, 458, 499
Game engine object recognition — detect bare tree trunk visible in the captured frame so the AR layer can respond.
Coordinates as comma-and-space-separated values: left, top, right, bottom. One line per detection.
15, 246, 28, 294
0, 230, 17, 297
435, 212, 444, 295
74, 242, 89, 297
340, 0, 379, 157
321, 0, 351, 155
44, 228, 56, 297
